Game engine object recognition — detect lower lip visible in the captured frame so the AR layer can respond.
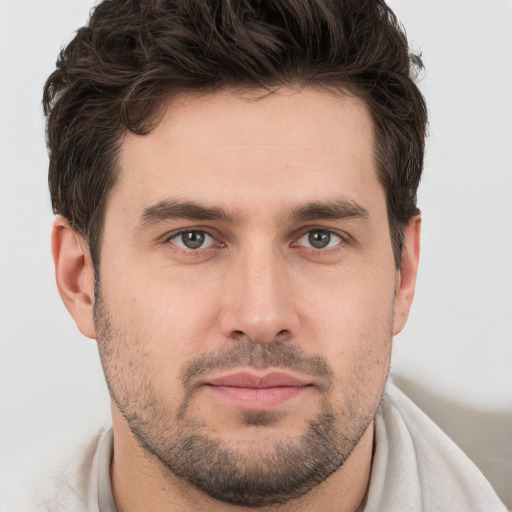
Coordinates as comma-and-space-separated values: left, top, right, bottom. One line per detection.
205, 385, 309, 410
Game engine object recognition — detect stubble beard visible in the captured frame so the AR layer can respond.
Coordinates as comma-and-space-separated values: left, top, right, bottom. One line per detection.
94, 294, 391, 507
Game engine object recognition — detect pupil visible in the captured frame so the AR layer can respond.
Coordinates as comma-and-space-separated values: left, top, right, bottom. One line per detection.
308, 230, 330, 249
182, 231, 205, 249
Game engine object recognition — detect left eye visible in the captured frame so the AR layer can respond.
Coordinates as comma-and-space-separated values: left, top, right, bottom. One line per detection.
296, 229, 342, 249
169, 230, 216, 250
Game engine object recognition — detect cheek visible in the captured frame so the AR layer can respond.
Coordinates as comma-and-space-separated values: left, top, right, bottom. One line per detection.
302, 262, 396, 332
103, 268, 223, 361
309, 286, 393, 417
299, 265, 395, 372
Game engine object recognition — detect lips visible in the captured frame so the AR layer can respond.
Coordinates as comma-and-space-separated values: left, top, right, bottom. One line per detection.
207, 371, 308, 388
204, 371, 312, 410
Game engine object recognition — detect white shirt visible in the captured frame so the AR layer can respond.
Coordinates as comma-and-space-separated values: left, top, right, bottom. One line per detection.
1, 383, 507, 511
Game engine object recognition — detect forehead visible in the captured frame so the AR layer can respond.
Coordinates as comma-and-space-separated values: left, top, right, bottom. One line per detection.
113, 87, 381, 222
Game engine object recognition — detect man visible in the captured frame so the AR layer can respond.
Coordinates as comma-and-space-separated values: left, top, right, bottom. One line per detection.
3, 0, 507, 511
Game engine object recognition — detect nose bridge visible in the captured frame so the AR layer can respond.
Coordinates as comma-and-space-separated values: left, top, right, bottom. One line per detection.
220, 237, 298, 343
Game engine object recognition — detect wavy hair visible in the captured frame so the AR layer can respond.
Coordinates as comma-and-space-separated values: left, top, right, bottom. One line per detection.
43, 0, 427, 267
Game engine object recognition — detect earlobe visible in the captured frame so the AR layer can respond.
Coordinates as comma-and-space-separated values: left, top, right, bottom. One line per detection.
52, 217, 97, 339
393, 216, 421, 336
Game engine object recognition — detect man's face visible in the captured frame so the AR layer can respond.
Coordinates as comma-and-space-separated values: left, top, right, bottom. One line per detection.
94, 88, 400, 506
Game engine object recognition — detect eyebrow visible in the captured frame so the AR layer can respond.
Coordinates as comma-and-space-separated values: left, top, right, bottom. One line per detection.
139, 199, 242, 227
287, 199, 370, 224
138, 197, 370, 228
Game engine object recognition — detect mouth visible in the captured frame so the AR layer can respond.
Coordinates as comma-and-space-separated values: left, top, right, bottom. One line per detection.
203, 371, 313, 410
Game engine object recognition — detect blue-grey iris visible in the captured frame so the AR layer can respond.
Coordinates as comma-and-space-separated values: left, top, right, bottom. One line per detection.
182, 231, 205, 249
308, 230, 331, 249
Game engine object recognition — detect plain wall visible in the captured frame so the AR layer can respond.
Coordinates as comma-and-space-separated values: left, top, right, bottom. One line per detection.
1, 0, 511, 506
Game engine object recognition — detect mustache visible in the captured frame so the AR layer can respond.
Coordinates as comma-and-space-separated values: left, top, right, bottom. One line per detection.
180, 341, 333, 389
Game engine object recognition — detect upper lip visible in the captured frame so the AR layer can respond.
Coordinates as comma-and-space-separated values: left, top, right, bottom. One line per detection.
205, 371, 310, 388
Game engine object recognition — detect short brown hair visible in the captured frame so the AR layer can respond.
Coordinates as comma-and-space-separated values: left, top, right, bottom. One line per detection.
44, 0, 427, 267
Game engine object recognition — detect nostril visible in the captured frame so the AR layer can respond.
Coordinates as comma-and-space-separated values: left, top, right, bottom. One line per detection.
275, 329, 292, 341
227, 329, 293, 344
230, 330, 250, 343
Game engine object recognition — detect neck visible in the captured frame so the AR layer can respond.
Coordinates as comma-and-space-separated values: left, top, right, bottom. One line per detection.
110, 407, 373, 512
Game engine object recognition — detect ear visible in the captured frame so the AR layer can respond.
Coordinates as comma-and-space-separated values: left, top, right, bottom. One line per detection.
52, 217, 97, 339
393, 216, 421, 335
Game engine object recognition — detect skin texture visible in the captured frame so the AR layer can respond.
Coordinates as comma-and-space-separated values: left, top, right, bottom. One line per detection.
53, 87, 420, 512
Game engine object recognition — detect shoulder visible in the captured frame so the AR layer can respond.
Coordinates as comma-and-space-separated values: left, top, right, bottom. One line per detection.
0, 426, 113, 512
362, 382, 508, 512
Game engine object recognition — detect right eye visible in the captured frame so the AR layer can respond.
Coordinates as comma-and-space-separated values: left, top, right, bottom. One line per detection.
168, 230, 216, 251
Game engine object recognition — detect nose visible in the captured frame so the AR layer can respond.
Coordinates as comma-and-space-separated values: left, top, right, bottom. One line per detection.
219, 245, 300, 345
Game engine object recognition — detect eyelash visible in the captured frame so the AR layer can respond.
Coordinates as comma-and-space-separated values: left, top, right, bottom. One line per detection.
165, 228, 347, 254
166, 229, 221, 253
293, 230, 344, 251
